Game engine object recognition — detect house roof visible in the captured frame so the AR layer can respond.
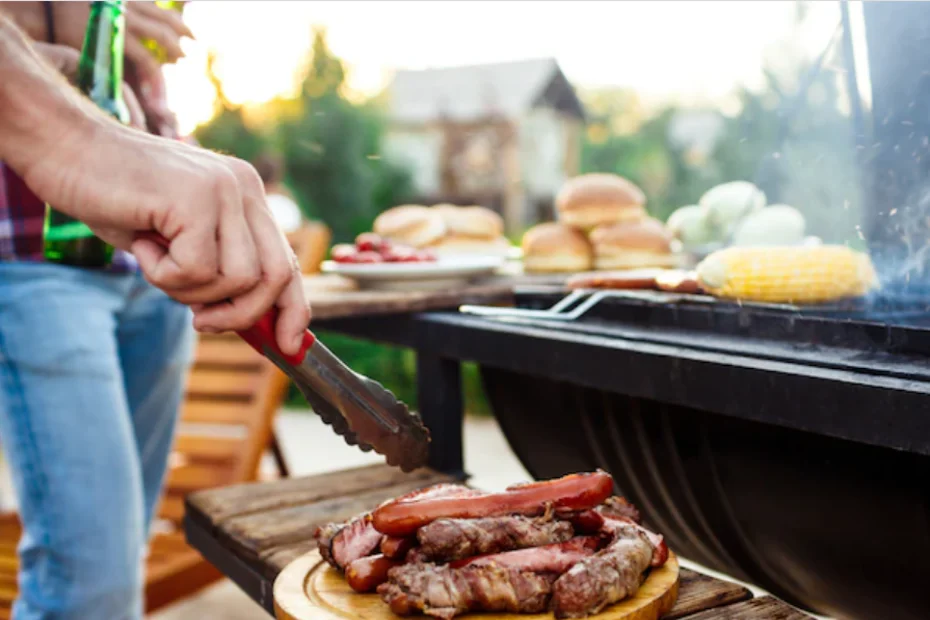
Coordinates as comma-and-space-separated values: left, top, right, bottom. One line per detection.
386, 57, 586, 124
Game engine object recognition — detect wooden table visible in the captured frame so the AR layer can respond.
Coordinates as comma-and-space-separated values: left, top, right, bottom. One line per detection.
184, 464, 813, 619
302, 273, 569, 321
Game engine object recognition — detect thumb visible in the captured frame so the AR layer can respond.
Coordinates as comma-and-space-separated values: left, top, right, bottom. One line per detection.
88, 225, 134, 251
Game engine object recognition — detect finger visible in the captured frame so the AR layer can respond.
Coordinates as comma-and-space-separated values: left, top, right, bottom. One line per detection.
273, 248, 313, 355
90, 225, 134, 251
192, 198, 295, 339
121, 83, 147, 130
131, 1, 195, 39
124, 37, 162, 95
126, 13, 185, 62
134, 171, 234, 291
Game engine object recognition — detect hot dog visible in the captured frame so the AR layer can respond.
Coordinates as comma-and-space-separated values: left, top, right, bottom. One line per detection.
380, 536, 416, 560
345, 554, 402, 593
372, 471, 614, 538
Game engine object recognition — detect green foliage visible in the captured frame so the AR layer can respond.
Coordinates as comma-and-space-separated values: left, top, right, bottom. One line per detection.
579, 7, 863, 245
192, 51, 269, 162
274, 29, 415, 243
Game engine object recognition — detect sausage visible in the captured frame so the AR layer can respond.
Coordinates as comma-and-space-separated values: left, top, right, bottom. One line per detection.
372, 471, 615, 538
377, 483, 480, 509
380, 536, 416, 560
345, 554, 401, 593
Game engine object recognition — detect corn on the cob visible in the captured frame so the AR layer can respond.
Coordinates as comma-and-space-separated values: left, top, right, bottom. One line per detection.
696, 245, 878, 304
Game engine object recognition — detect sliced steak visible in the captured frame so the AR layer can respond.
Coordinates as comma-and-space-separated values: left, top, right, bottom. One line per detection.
378, 563, 557, 619
550, 522, 655, 618
315, 513, 383, 570
417, 513, 573, 562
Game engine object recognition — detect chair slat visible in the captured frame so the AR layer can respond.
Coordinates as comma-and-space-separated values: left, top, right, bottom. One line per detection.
186, 368, 263, 400
180, 400, 257, 425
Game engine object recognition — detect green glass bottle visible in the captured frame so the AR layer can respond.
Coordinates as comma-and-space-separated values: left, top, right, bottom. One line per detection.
43, 0, 129, 268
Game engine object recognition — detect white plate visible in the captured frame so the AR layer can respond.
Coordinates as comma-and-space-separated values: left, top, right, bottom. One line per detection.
321, 256, 505, 291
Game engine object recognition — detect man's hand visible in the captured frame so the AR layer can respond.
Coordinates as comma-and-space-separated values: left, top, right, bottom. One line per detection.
0, 17, 310, 354
0, 1, 191, 138
32, 42, 147, 131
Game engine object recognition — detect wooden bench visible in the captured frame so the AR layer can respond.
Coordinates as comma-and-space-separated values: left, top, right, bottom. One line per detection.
184, 464, 814, 619
0, 223, 332, 617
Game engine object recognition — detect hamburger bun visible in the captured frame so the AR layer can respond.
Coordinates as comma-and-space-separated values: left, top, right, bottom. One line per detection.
556, 173, 647, 230
373, 205, 447, 248
429, 234, 512, 257
589, 217, 678, 270
433, 204, 504, 239
521, 223, 593, 273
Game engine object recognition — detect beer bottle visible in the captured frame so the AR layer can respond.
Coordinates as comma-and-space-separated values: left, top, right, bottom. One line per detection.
43, 0, 129, 268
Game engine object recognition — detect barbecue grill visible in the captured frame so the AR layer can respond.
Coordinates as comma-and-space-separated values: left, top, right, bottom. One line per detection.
464, 286, 930, 620
317, 4, 930, 619
473, 5, 930, 618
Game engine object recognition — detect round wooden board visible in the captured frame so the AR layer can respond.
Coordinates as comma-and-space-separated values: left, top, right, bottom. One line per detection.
274, 550, 680, 620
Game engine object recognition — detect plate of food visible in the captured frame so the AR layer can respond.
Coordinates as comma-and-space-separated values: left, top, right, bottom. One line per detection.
323, 233, 504, 291
274, 471, 679, 620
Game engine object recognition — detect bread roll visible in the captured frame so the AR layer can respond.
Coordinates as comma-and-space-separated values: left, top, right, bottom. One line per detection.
433, 204, 504, 239
429, 234, 512, 257
556, 173, 646, 230
521, 223, 593, 273
589, 217, 678, 270
373, 205, 447, 248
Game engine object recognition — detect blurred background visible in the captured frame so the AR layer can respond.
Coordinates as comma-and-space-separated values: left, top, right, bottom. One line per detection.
165, 0, 869, 414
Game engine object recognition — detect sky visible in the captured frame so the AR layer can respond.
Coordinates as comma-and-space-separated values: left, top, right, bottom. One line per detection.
162, 1, 867, 135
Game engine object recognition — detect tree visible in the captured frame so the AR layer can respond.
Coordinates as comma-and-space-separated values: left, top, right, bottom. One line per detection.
193, 50, 269, 163
275, 28, 413, 243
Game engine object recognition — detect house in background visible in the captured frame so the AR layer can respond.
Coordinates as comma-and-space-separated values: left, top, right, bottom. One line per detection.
382, 58, 587, 234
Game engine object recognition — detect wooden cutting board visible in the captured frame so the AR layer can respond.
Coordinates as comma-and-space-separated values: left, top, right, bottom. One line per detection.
274, 550, 680, 620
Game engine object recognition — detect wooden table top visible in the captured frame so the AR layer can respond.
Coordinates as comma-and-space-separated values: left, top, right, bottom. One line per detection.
184, 465, 813, 619
302, 273, 568, 321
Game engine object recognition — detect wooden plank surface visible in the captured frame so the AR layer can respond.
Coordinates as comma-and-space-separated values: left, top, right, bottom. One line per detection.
185, 465, 805, 619
303, 273, 569, 321
664, 569, 753, 619
188, 464, 456, 524
684, 596, 812, 619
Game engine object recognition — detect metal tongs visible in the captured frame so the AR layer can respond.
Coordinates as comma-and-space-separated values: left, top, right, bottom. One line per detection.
141, 233, 431, 472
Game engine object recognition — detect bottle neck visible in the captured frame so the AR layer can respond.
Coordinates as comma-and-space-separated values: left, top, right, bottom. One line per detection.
76, 0, 127, 122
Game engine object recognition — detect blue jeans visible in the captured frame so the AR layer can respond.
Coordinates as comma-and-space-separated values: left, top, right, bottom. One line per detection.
0, 263, 194, 620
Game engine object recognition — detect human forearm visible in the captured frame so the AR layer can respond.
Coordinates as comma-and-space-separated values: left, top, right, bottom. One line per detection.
0, 2, 46, 42
0, 15, 105, 185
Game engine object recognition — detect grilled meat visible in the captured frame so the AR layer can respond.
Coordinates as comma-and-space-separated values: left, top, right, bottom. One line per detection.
597, 496, 642, 524
315, 514, 383, 570
315, 484, 478, 570
550, 522, 655, 618
315, 522, 342, 568
378, 563, 557, 619
450, 536, 601, 573
417, 512, 574, 562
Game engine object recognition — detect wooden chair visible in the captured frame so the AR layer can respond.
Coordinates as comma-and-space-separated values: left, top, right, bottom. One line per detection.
0, 222, 331, 617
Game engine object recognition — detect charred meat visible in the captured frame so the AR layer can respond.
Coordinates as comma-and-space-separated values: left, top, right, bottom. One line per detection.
550, 522, 655, 618
450, 536, 601, 573
378, 563, 557, 619
417, 513, 573, 562
316, 513, 383, 570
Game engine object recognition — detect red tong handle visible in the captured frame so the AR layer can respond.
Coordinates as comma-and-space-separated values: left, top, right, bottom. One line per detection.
135, 232, 315, 365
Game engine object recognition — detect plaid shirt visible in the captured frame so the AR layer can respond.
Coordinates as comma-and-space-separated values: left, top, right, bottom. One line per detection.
0, 162, 137, 271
